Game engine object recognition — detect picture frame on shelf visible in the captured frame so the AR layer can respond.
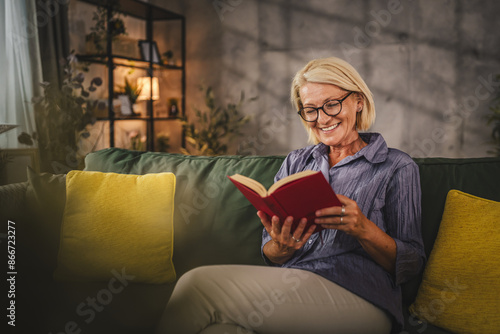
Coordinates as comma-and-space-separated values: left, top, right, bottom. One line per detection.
138, 40, 161, 64
118, 95, 133, 116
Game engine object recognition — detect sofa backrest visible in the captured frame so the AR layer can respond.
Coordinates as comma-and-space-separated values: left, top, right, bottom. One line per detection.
84, 150, 500, 303
414, 157, 500, 255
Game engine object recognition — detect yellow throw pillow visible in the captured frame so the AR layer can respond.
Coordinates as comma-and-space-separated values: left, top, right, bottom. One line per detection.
410, 190, 500, 333
54, 170, 176, 284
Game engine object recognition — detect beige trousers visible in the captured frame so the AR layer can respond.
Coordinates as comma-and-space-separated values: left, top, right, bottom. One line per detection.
155, 265, 391, 334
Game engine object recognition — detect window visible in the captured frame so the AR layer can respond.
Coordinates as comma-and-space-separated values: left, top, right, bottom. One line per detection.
0, 0, 41, 149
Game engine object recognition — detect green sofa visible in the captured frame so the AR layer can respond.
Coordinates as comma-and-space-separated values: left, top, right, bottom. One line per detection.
1, 147, 499, 334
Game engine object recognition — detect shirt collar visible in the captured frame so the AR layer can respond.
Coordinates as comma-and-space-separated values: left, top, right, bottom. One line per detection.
309, 132, 389, 166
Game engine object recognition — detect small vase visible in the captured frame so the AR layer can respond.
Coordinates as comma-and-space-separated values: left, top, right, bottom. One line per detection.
132, 104, 141, 116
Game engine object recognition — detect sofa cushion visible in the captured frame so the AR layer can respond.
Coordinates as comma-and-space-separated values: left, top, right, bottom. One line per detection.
413, 157, 500, 256
402, 157, 500, 305
54, 170, 177, 284
409, 190, 500, 334
84, 148, 286, 276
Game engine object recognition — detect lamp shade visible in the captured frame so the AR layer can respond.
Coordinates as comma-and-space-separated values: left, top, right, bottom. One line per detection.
0, 124, 18, 135
137, 77, 160, 101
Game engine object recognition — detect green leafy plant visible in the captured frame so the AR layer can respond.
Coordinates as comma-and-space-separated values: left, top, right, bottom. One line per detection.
85, 5, 127, 54
129, 131, 146, 151
20, 52, 103, 170
118, 77, 142, 105
162, 50, 174, 65
181, 86, 255, 156
487, 74, 500, 157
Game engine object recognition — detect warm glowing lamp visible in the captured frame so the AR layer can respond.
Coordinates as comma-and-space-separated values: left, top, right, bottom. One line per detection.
137, 77, 160, 101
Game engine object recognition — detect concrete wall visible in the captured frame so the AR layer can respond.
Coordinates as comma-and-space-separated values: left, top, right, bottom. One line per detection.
153, 0, 500, 157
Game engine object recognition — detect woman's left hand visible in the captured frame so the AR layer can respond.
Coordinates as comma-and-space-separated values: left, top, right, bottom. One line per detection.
314, 194, 370, 239
315, 194, 397, 274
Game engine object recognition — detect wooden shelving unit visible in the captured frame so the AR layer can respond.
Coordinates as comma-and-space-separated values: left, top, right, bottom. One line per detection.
73, 0, 186, 151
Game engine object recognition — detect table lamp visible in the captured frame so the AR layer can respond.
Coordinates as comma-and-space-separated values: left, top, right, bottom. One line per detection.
137, 77, 160, 101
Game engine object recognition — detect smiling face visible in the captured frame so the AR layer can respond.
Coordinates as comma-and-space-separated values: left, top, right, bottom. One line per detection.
299, 82, 362, 149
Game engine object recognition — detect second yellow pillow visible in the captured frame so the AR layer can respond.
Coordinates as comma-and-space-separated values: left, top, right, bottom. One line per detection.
410, 190, 500, 333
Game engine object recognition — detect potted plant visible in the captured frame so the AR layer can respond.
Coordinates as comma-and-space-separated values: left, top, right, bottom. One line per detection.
163, 50, 175, 66
20, 52, 103, 172
85, 5, 129, 55
181, 86, 255, 156
117, 77, 142, 115
168, 98, 179, 117
129, 131, 146, 151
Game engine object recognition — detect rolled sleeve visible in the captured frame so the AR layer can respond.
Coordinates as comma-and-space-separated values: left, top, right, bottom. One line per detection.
394, 238, 425, 286
385, 162, 426, 286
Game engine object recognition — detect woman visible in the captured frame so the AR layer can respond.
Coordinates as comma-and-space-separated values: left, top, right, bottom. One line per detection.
155, 57, 425, 334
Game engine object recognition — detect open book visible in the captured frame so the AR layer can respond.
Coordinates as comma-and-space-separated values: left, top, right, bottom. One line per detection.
228, 170, 341, 234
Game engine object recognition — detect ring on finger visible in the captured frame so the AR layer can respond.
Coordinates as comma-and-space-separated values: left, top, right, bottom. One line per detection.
341, 205, 345, 217
340, 216, 343, 223
291, 236, 301, 242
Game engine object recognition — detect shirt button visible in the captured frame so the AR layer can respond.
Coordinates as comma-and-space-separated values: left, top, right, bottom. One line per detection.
309, 240, 313, 244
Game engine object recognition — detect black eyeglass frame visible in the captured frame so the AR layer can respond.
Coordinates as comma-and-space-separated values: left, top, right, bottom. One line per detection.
297, 91, 354, 122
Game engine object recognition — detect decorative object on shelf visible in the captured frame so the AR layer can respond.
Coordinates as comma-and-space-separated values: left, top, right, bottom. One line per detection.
25, 52, 103, 171
85, 5, 127, 55
181, 86, 255, 156
137, 77, 160, 101
129, 131, 146, 151
139, 40, 161, 64
117, 77, 142, 116
168, 98, 179, 117
163, 50, 175, 66
487, 74, 500, 157
117, 95, 133, 116
156, 133, 170, 152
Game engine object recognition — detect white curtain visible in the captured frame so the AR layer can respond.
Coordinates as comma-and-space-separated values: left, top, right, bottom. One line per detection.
0, 0, 42, 148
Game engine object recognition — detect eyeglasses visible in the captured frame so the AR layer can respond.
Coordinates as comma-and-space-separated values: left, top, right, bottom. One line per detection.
297, 91, 353, 122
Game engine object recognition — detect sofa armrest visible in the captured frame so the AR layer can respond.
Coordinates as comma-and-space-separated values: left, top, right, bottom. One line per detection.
0, 181, 28, 227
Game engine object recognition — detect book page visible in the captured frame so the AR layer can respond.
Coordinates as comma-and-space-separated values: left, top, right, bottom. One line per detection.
268, 170, 319, 195
229, 174, 268, 197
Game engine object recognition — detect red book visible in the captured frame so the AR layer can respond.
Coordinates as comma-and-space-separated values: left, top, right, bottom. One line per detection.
228, 170, 341, 234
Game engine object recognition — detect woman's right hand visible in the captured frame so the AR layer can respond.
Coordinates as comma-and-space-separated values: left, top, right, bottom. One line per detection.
257, 211, 316, 264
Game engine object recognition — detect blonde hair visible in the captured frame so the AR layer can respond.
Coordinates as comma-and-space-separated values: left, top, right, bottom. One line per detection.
291, 57, 376, 144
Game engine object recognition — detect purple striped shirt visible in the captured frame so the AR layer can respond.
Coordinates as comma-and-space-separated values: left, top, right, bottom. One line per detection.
261, 132, 425, 330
